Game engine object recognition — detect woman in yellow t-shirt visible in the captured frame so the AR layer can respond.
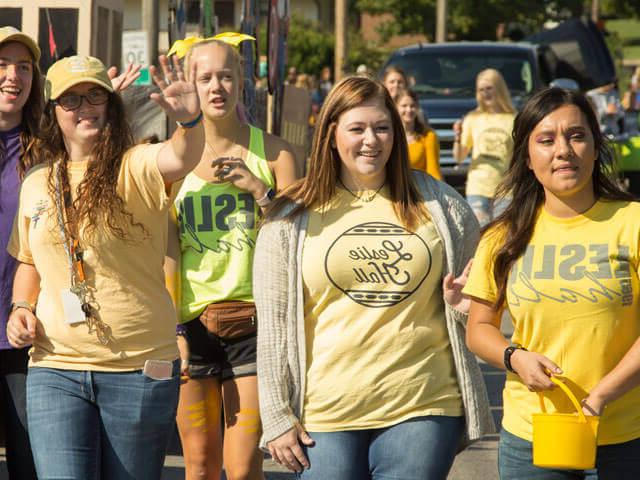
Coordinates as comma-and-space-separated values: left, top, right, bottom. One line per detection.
382, 65, 408, 101
253, 76, 494, 479
395, 89, 442, 179
6, 54, 203, 478
167, 38, 298, 480
464, 88, 640, 479
453, 68, 516, 226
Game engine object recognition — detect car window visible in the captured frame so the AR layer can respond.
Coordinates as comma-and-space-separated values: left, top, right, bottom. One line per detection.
389, 51, 535, 98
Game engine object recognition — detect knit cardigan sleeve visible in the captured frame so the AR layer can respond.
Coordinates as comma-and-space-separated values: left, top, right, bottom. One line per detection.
253, 217, 300, 446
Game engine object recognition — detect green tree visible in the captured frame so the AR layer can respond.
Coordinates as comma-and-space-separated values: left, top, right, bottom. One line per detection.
355, 0, 594, 42
273, 15, 388, 76
285, 15, 335, 75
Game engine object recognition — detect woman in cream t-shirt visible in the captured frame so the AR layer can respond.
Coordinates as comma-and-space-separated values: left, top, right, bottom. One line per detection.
453, 68, 516, 226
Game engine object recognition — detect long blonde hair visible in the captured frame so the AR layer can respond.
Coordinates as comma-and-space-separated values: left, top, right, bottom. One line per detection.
475, 68, 515, 114
268, 76, 428, 230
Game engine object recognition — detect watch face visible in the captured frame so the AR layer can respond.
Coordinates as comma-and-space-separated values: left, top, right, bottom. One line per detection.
267, 188, 276, 200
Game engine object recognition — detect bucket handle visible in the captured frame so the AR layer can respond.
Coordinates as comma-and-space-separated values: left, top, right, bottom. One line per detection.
537, 376, 588, 423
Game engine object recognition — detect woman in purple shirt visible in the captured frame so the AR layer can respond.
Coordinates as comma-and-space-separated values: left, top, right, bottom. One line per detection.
0, 27, 43, 479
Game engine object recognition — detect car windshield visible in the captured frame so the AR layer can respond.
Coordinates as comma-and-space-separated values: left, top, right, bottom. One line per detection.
389, 50, 535, 98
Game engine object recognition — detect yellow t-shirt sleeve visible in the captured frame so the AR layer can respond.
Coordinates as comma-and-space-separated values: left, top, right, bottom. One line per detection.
8, 180, 34, 265
463, 228, 503, 304
424, 130, 442, 180
461, 114, 474, 151
122, 143, 170, 211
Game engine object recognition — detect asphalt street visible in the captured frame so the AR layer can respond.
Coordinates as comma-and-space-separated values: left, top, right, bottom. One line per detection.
0, 319, 512, 480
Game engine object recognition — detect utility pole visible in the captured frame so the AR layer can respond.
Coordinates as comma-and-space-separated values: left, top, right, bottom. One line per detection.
591, 0, 599, 23
142, 0, 159, 66
335, 0, 347, 81
436, 0, 447, 43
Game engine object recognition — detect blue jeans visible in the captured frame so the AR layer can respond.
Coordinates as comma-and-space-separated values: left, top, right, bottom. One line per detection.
298, 415, 464, 480
26, 362, 180, 480
466, 195, 509, 227
499, 428, 640, 479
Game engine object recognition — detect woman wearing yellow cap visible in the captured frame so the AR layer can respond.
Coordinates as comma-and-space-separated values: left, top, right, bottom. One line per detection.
166, 36, 297, 479
5, 53, 203, 479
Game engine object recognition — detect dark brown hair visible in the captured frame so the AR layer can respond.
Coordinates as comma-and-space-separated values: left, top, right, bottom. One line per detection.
488, 87, 634, 309
0, 47, 43, 179
37, 91, 144, 241
268, 75, 428, 230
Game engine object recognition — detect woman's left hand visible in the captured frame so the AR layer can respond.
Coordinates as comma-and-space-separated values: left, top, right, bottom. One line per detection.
211, 156, 268, 199
149, 55, 200, 123
443, 259, 473, 313
108, 63, 142, 92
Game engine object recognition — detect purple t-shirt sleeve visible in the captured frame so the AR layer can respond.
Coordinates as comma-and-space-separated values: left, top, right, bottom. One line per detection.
0, 127, 23, 350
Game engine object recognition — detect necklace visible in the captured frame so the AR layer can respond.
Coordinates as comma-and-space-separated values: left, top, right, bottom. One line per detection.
207, 131, 243, 178
338, 178, 385, 203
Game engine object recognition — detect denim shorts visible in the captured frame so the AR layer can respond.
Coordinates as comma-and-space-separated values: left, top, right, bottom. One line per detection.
183, 317, 257, 381
498, 428, 640, 479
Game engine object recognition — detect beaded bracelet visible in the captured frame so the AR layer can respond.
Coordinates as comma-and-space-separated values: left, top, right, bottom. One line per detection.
176, 111, 203, 129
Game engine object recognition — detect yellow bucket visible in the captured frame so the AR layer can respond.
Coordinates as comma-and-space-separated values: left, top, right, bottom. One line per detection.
532, 377, 599, 470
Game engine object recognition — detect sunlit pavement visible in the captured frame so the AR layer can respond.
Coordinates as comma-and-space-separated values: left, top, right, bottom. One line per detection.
0, 316, 512, 480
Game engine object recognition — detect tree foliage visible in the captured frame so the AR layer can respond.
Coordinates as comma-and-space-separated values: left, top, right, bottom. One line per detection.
278, 15, 388, 76
354, 0, 630, 42
285, 15, 335, 76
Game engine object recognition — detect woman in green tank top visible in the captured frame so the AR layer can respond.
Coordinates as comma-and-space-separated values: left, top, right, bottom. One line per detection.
167, 38, 298, 480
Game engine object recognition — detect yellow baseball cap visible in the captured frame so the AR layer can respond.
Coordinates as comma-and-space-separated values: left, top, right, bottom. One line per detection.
44, 55, 113, 102
0, 26, 41, 62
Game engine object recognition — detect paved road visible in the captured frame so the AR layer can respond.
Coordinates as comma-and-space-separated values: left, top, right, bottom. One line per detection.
0, 319, 512, 480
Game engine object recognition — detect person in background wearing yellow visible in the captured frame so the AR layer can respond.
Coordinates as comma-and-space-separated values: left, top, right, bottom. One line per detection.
464, 88, 640, 479
382, 65, 408, 101
0, 27, 139, 480
253, 76, 493, 479
167, 36, 297, 480
453, 68, 516, 226
6, 53, 203, 479
396, 89, 442, 180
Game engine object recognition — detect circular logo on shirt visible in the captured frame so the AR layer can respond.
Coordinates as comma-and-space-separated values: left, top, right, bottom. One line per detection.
324, 222, 432, 307
477, 127, 511, 160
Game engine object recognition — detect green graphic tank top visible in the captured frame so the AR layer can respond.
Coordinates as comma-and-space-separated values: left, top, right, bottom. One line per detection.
174, 125, 275, 322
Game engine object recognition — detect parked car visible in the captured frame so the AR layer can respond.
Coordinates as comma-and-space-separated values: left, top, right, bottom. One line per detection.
382, 18, 616, 193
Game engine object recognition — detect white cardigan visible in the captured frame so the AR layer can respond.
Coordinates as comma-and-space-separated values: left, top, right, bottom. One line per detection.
253, 171, 496, 449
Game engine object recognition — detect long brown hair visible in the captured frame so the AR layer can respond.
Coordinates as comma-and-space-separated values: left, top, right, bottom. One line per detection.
37, 91, 142, 241
268, 76, 428, 230
488, 87, 634, 309
0, 48, 43, 179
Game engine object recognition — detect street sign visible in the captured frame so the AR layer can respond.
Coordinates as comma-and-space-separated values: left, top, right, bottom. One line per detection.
122, 31, 151, 86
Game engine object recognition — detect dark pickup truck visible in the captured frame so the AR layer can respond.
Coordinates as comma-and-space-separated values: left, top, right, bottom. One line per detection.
382, 19, 617, 192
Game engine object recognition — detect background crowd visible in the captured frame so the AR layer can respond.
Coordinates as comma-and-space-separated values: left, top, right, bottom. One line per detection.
1, 22, 640, 480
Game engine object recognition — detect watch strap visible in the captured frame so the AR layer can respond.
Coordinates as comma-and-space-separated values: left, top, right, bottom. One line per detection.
504, 343, 527, 373
10, 300, 34, 313
256, 187, 276, 207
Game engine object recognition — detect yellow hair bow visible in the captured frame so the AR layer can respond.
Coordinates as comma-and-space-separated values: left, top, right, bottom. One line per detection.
167, 32, 255, 59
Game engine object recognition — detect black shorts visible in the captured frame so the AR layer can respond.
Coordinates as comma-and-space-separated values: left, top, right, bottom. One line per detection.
183, 317, 257, 381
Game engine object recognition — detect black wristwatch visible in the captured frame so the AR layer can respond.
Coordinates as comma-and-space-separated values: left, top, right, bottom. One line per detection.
504, 344, 527, 373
